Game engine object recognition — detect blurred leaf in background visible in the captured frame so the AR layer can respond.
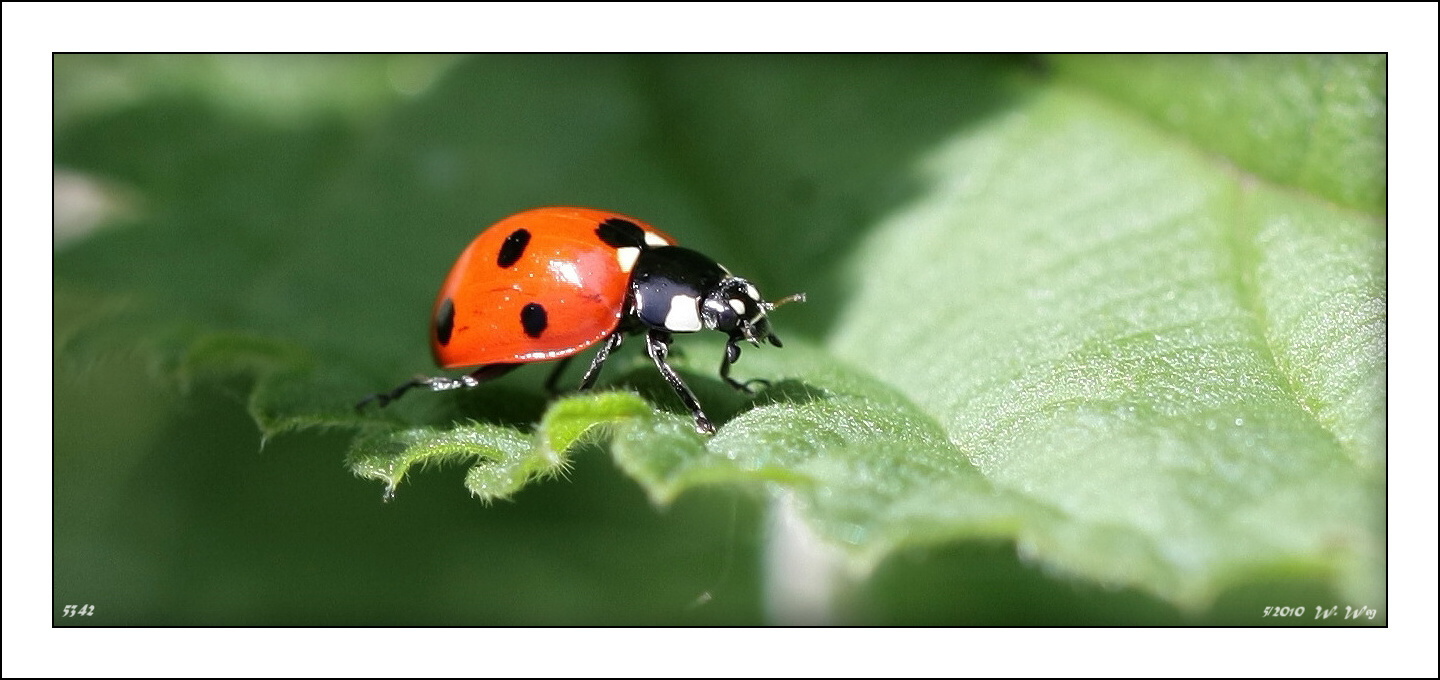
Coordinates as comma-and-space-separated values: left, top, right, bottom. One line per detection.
54, 54, 1384, 625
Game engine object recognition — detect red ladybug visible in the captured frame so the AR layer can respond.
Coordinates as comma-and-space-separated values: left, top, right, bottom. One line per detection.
360, 207, 804, 434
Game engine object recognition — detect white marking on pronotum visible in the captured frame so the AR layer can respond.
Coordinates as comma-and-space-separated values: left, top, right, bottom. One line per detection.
644, 231, 669, 247
616, 246, 640, 273
729, 299, 746, 315
665, 294, 703, 332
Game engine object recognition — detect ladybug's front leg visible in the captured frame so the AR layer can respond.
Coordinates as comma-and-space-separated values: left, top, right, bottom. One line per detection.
644, 330, 715, 435
719, 336, 770, 395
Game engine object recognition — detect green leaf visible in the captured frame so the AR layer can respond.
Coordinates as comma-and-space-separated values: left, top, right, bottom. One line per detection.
1049, 54, 1385, 213
826, 57, 1384, 607
55, 54, 1384, 617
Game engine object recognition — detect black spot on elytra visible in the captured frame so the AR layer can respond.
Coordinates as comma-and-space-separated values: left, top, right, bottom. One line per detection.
497, 228, 531, 268
595, 218, 646, 249
520, 302, 548, 338
435, 298, 455, 346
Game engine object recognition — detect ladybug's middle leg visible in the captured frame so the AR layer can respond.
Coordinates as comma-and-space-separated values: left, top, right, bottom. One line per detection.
645, 329, 714, 435
574, 329, 625, 391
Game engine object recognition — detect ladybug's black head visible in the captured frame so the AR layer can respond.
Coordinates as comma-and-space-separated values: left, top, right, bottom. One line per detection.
629, 246, 803, 344
700, 277, 805, 348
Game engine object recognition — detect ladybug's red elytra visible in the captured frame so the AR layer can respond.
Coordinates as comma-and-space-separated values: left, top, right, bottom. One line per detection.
359, 207, 804, 435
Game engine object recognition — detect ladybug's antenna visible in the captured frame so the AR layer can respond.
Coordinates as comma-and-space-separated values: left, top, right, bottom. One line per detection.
764, 292, 806, 311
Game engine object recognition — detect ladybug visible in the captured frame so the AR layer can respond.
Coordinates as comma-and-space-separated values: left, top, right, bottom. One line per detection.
359, 207, 804, 435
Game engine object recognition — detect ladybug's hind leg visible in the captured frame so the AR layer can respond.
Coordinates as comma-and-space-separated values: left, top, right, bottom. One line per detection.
356, 363, 517, 410
644, 330, 715, 435
542, 354, 578, 397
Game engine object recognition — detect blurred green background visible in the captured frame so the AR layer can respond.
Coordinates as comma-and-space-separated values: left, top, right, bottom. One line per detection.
53, 54, 1382, 625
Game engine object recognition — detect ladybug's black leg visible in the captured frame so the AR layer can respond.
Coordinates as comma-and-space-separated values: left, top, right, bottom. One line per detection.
356, 364, 516, 410
645, 330, 714, 435
577, 330, 625, 391
542, 354, 577, 396
719, 336, 770, 395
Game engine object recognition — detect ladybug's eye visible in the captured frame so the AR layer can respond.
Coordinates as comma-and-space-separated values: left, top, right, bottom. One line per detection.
703, 297, 739, 327
699, 277, 775, 344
